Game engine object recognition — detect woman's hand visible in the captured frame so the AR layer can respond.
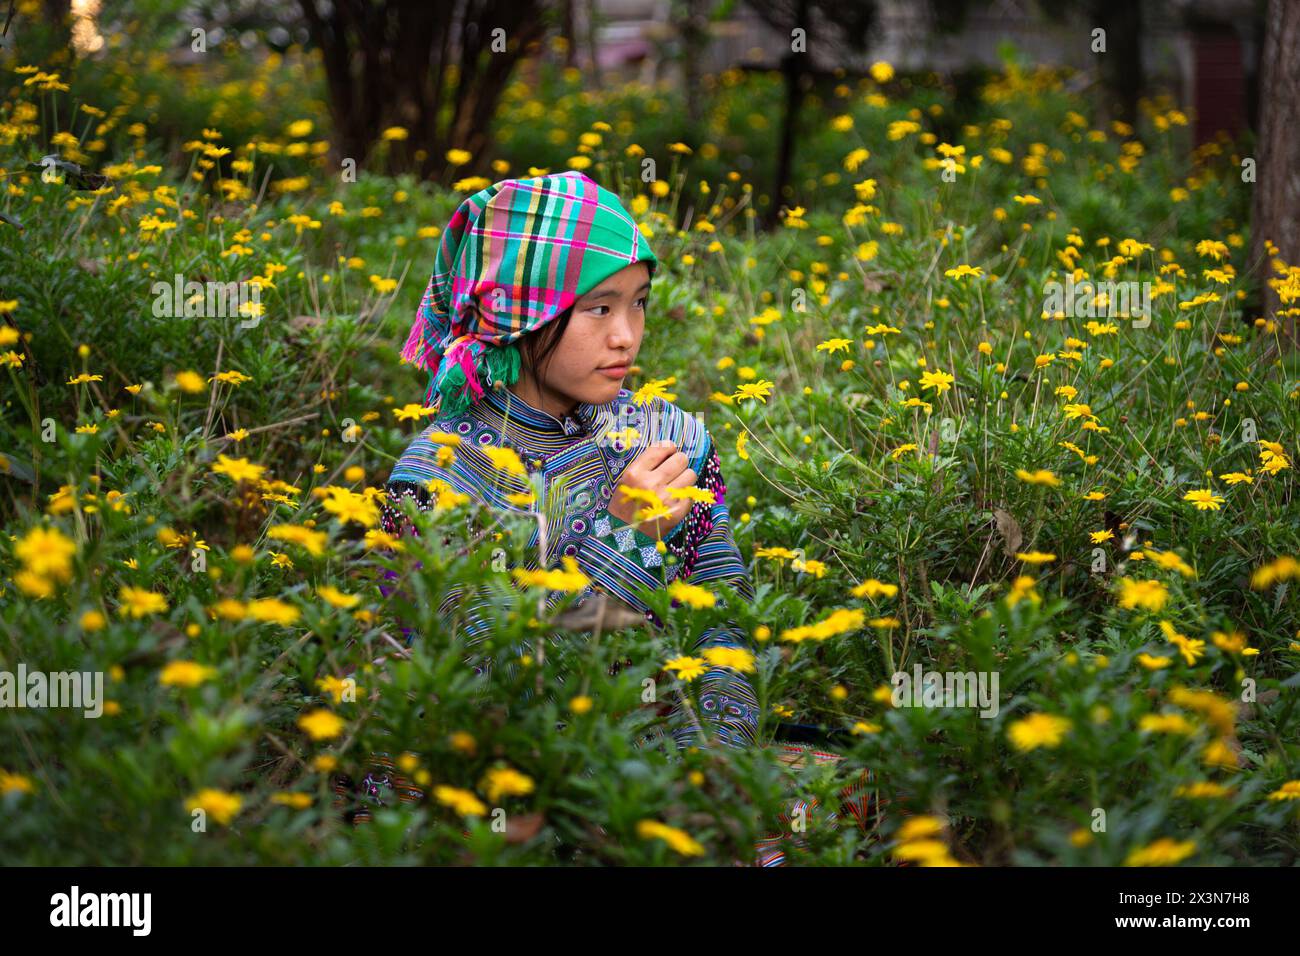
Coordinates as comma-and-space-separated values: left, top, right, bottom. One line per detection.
607, 439, 698, 540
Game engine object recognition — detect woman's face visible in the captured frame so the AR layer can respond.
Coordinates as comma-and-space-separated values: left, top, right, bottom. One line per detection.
511, 261, 650, 418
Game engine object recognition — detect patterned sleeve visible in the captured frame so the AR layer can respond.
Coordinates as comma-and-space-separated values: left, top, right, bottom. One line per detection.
378, 479, 501, 648
664, 440, 760, 750
572, 509, 672, 616
380, 479, 662, 649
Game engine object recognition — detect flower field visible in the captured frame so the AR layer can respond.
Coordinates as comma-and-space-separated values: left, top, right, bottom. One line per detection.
2, 34, 1300, 867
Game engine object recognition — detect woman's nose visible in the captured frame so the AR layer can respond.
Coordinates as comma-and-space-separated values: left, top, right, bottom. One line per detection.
608, 312, 637, 348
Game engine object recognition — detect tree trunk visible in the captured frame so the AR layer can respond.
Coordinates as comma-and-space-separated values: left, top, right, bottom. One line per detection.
680, 0, 709, 139
297, 0, 546, 184
1250, 0, 1300, 346
1091, 0, 1143, 127
768, 47, 806, 228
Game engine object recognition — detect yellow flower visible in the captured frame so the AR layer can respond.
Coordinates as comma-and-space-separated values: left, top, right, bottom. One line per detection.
633, 376, 678, 404
1202, 737, 1238, 769
317, 585, 360, 609
449, 732, 477, 756
392, 403, 437, 422
15, 570, 53, 598
732, 380, 775, 404
1116, 578, 1169, 612
184, 788, 242, 825
319, 486, 380, 527
271, 792, 312, 809
435, 785, 487, 817
1168, 687, 1235, 736
1266, 780, 1300, 801
0, 771, 36, 795
851, 578, 898, 599
246, 598, 301, 626
15, 525, 76, 581
174, 370, 206, 393
569, 695, 593, 715
944, 264, 983, 280
267, 524, 328, 557
701, 646, 756, 673
816, 337, 853, 354
1015, 468, 1061, 487
669, 485, 717, 505
511, 555, 591, 592
1173, 781, 1234, 799
119, 585, 169, 618
1142, 548, 1196, 577
1131, 648, 1173, 670
1211, 630, 1247, 653
668, 580, 717, 609
483, 445, 527, 477
1139, 713, 1195, 734
919, 370, 955, 393
1007, 713, 1072, 751
664, 655, 708, 682
159, 660, 217, 688
1015, 551, 1056, 564
1182, 489, 1224, 511
869, 60, 894, 83
1124, 837, 1196, 866
1169, 633, 1206, 666
297, 708, 345, 741
636, 819, 705, 856
779, 607, 865, 643
1249, 555, 1300, 589
482, 766, 535, 803
211, 454, 266, 484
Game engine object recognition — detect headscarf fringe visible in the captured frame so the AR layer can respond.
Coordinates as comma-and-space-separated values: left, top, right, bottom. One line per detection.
400, 311, 433, 368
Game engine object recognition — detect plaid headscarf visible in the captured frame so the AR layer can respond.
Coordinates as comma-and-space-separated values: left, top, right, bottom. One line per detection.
401, 170, 658, 417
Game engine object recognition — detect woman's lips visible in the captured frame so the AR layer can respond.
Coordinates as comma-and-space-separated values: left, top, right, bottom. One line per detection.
596, 366, 627, 379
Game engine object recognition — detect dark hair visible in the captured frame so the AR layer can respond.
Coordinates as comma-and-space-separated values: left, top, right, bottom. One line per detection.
516, 305, 573, 390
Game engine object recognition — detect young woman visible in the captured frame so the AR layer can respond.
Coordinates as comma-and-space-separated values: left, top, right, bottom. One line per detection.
335, 172, 758, 819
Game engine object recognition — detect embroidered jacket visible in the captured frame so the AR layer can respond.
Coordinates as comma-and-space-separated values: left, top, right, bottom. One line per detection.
379, 384, 759, 749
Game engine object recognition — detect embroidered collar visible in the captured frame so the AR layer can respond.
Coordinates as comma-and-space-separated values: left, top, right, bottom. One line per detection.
477, 385, 603, 455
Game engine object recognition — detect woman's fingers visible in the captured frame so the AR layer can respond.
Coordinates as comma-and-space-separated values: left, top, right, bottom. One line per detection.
651, 450, 688, 475
634, 440, 678, 473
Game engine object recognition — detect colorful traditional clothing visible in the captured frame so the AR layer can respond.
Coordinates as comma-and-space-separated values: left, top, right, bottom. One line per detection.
380, 383, 760, 750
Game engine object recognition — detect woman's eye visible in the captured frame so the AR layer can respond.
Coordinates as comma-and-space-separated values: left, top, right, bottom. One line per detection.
588, 300, 646, 315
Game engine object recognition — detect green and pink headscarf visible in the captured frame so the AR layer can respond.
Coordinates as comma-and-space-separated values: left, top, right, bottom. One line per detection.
401, 170, 658, 417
